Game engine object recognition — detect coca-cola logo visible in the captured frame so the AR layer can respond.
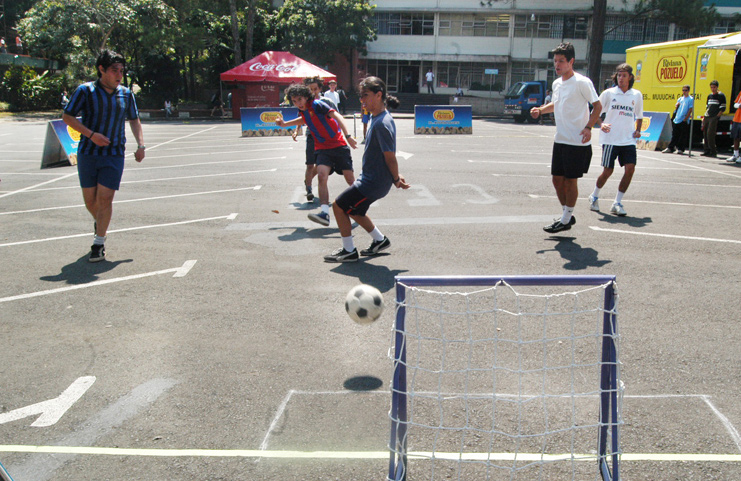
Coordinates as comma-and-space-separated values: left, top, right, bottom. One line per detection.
249, 62, 298, 73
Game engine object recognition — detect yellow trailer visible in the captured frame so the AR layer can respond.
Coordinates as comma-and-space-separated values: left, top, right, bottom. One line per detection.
626, 33, 741, 144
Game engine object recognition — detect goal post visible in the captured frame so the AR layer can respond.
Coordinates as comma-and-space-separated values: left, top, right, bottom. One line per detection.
388, 275, 621, 481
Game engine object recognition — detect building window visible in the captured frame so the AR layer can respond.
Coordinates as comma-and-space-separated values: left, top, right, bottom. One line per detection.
514, 14, 553, 39
562, 15, 588, 39
604, 16, 671, 43
374, 12, 434, 36
438, 13, 510, 37
437, 61, 507, 90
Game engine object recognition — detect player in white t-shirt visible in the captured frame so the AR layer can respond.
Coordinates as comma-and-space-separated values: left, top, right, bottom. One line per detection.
589, 63, 643, 217
531, 42, 602, 233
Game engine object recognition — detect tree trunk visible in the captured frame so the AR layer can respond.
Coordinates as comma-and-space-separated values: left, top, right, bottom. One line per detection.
244, 0, 256, 61
587, 0, 607, 90
229, 0, 242, 65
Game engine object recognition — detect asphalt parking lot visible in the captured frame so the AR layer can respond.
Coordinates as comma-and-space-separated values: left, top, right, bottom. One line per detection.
1, 115, 740, 480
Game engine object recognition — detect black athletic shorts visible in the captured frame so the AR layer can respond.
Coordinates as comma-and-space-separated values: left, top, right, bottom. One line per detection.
551, 142, 592, 179
316, 145, 353, 175
305, 135, 316, 165
335, 184, 374, 217
601, 144, 637, 169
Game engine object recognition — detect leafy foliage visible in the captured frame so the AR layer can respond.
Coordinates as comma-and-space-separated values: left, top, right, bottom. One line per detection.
629, 0, 720, 34
0, 67, 63, 111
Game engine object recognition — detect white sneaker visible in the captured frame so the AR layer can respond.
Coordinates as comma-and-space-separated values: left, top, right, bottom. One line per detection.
727, 153, 739, 163
610, 202, 627, 216
588, 195, 600, 212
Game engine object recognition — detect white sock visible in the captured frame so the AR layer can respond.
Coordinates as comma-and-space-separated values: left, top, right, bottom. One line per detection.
615, 191, 625, 204
560, 206, 574, 224
591, 186, 601, 198
321, 204, 330, 215
369, 227, 384, 242
93, 235, 106, 246
342, 236, 355, 252
735, 149, 739, 156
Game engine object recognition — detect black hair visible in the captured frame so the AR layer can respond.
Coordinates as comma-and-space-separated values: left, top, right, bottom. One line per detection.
612, 63, 635, 89
303, 76, 324, 89
551, 42, 575, 62
358, 76, 400, 110
95, 49, 126, 78
286, 83, 313, 102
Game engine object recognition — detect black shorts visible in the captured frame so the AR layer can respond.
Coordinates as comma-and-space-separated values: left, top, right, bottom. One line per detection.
305, 135, 316, 165
551, 143, 592, 179
335, 185, 374, 217
601, 144, 637, 169
316, 145, 353, 175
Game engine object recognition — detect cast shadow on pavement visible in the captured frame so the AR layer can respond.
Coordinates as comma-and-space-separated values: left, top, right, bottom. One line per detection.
40, 254, 133, 285
329, 262, 409, 293
595, 212, 652, 228
536, 236, 611, 270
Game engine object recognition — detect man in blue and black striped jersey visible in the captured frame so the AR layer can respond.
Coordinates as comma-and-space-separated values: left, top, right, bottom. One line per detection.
63, 49, 145, 262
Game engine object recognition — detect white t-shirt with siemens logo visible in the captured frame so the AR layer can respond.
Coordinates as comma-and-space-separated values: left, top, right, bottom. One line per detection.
552, 72, 599, 146
598, 86, 644, 146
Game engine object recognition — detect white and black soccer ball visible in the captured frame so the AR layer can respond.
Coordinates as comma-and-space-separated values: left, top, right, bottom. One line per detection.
345, 284, 384, 324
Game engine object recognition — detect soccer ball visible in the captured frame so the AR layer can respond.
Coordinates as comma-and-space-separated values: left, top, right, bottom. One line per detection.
345, 284, 384, 324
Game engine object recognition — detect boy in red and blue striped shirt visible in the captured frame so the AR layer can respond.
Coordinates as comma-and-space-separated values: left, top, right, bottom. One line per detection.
276, 83, 357, 226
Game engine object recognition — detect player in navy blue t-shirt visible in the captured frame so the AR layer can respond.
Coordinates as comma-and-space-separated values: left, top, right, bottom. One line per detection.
324, 76, 410, 263
63, 49, 145, 262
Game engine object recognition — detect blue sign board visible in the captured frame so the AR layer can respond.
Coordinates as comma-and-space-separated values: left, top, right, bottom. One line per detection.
485, 69, 499, 75
635, 111, 672, 151
241, 107, 299, 137
41, 119, 81, 168
414, 105, 472, 135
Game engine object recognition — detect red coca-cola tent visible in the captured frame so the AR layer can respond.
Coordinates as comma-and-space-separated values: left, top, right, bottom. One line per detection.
221, 51, 337, 116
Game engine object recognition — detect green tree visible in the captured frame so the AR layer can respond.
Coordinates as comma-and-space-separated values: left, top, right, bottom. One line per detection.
273, 0, 376, 68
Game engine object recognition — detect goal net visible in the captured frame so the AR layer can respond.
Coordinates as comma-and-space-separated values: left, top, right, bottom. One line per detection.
388, 275, 621, 481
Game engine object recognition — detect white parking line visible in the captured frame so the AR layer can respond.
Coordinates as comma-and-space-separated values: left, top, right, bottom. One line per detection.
0, 260, 197, 304
528, 194, 741, 210
0, 186, 262, 216
589, 226, 741, 244
0, 214, 239, 247
0, 173, 76, 200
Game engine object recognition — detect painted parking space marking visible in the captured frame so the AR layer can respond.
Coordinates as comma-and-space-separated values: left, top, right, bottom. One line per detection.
0, 377, 96, 427
0, 186, 262, 216
0, 173, 76, 200
0, 260, 197, 304
0, 214, 238, 247
131, 155, 286, 171
528, 194, 741, 210
589, 226, 741, 244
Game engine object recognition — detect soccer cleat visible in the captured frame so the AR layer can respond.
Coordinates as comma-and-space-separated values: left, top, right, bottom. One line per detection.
324, 247, 359, 263
89, 244, 105, 263
611, 202, 627, 216
661, 147, 675, 153
360, 236, 391, 256
588, 195, 600, 212
305, 185, 314, 201
308, 212, 330, 226
543, 219, 572, 233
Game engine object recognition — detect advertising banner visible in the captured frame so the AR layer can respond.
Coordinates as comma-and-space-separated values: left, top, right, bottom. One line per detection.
414, 105, 472, 135
40, 119, 81, 168
240, 107, 299, 137
635, 111, 673, 151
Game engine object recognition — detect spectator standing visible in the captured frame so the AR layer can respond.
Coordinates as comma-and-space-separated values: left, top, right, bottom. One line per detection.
61, 90, 69, 108
425, 68, 435, 94
0, 38, 7, 54
701, 80, 726, 157
323, 80, 341, 110
15, 35, 22, 54
662, 85, 694, 154
164, 99, 173, 118
336, 85, 348, 115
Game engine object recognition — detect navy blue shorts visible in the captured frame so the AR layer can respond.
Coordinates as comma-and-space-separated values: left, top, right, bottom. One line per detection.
316, 145, 353, 175
551, 143, 592, 179
77, 153, 125, 190
305, 135, 316, 165
335, 185, 375, 217
601, 144, 637, 169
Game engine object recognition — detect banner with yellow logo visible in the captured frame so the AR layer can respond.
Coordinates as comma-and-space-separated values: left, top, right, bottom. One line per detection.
241, 107, 299, 137
414, 105, 472, 135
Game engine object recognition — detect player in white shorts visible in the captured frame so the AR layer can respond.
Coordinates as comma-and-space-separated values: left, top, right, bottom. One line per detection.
588, 63, 643, 217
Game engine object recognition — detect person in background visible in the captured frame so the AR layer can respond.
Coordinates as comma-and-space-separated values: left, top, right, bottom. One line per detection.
701, 80, 726, 158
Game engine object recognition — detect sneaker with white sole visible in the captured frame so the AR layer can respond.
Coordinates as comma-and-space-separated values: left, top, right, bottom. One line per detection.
89, 244, 105, 262
727, 154, 739, 163
308, 212, 330, 226
324, 247, 359, 262
610, 202, 627, 216
360, 236, 390, 256
543, 218, 573, 233
588, 195, 600, 212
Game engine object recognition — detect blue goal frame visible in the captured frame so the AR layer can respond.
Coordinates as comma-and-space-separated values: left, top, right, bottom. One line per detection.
388, 275, 620, 481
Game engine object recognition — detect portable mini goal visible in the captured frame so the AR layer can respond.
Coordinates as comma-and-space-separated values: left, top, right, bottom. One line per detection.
388, 275, 621, 481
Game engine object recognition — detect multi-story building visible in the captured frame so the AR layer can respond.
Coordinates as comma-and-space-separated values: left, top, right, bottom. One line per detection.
358, 0, 740, 95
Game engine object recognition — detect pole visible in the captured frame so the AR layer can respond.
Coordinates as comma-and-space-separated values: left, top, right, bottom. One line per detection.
688, 47, 701, 157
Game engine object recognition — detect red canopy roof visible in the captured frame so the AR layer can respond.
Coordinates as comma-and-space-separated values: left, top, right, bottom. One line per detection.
220, 51, 336, 84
